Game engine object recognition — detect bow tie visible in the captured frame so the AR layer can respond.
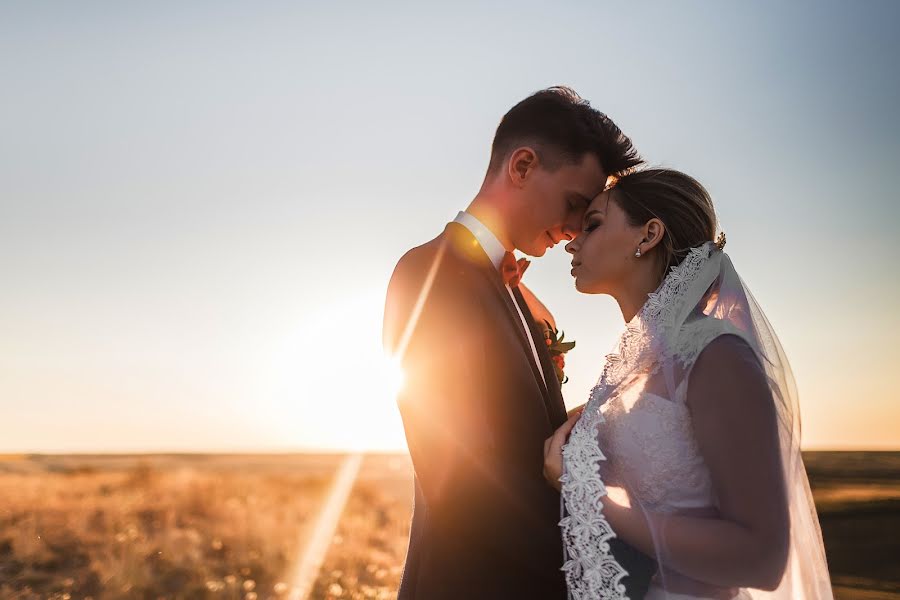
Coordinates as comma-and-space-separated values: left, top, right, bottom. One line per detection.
500, 251, 531, 287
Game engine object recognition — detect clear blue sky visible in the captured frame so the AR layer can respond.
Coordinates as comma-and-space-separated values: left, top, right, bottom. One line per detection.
2, 1, 898, 451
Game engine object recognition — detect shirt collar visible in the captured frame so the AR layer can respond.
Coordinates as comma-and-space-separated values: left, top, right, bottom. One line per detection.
453, 210, 507, 270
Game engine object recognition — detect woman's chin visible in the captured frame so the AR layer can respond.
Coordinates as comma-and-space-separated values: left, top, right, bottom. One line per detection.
574, 278, 604, 295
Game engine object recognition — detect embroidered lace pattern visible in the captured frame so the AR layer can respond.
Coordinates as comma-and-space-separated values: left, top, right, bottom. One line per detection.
598, 390, 713, 513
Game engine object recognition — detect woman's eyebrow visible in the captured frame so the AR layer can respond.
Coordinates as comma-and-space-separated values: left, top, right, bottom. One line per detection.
581, 209, 604, 229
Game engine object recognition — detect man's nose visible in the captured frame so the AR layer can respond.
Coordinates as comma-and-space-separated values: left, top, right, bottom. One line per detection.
562, 217, 587, 241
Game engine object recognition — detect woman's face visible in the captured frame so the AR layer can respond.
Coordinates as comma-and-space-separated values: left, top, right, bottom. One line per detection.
565, 190, 646, 295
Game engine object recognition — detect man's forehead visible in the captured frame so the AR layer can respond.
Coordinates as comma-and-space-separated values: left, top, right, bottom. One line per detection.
572, 153, 607, 192
576, 178, 607, 200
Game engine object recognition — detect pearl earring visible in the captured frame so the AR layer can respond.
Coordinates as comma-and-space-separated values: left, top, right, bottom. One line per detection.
635, 247, 642, 258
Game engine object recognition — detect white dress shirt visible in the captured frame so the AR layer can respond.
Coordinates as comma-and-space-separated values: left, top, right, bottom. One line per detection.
453, 211, 548, 389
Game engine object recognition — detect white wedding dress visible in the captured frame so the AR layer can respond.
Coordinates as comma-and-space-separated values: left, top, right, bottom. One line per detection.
559, 242, 833, 600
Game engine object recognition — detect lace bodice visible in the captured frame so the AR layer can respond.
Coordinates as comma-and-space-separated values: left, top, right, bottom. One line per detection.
597, 382, 715, 513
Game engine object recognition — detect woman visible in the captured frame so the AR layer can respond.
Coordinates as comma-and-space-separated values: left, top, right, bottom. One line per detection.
542, 168, 832, 599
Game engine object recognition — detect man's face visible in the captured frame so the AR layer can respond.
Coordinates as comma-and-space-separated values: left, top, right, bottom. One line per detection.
512, 153, 608, 257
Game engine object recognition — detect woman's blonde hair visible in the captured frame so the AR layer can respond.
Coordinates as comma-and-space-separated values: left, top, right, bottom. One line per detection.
609, 168, 719, 284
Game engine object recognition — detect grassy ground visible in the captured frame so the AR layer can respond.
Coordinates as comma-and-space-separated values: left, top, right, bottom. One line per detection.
0, 451, 895, 599
804, 452, 900, 599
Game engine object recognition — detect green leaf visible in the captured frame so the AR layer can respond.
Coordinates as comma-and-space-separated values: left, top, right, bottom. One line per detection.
556, 341, 576, 352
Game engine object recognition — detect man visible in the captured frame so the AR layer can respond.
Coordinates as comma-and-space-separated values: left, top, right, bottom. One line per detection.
383, 87, 654, 599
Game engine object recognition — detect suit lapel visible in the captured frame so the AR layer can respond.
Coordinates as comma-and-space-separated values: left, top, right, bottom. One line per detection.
511, 286, 568, 427
481, 269, 551, 400
444, 222, 552, 406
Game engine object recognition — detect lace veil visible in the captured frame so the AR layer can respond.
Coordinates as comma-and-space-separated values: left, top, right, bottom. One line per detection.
559, 242, 833, 599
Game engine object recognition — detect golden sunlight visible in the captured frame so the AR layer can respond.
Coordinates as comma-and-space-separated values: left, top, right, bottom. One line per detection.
263, 289, 408, 452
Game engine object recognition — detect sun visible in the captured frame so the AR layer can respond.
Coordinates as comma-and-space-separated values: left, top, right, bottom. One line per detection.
263, 288, 408, 452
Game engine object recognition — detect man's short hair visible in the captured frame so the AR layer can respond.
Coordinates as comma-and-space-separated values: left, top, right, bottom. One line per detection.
487, 86, 642, 178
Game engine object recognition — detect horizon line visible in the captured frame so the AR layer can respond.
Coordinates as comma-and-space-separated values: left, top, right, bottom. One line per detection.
3, 445, 899, 457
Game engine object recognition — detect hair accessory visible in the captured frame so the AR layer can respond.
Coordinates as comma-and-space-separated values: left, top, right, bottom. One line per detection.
715, 231, 727, 251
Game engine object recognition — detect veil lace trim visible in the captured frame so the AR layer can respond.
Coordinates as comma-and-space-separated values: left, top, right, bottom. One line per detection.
558, 242, 719, 599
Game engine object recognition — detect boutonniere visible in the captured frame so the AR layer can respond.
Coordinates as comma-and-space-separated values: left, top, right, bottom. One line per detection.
543, 320, 575, 385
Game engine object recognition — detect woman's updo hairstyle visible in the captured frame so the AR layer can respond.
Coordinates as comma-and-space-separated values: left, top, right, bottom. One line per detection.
608, 168, 720, 283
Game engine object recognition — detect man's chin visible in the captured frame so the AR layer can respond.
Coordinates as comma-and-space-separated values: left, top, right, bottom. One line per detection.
524, 242, 549, 257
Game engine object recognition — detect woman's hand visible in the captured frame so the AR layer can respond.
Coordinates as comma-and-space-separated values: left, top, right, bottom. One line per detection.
566, 404, 585, 419
543, 411, 582, 491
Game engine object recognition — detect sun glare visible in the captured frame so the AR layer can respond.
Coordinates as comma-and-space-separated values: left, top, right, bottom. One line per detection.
263, 289, 408, 452
385, 355, 405, 398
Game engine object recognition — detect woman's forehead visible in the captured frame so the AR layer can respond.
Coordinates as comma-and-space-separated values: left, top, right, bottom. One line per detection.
588, 189, 615, 213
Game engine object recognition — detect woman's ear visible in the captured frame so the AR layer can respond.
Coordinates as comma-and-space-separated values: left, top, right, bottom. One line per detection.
642, 218, 666, 251
507, 147, 538, 187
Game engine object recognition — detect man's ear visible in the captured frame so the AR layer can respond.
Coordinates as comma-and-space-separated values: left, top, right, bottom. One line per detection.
643, 218, 666, 251
507, 147, 538, 187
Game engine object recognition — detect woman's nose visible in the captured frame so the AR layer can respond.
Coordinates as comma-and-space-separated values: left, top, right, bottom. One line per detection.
565, 237, 578, 254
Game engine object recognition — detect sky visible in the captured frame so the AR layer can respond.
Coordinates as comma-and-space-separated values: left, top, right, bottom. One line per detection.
1, 1, 898, 452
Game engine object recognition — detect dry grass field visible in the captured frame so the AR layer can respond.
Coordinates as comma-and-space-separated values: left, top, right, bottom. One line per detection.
804, 452, 900, 600
0, 451, 895, 599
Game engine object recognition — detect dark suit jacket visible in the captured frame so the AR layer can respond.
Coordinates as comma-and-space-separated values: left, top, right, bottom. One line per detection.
383, 222, 654, 599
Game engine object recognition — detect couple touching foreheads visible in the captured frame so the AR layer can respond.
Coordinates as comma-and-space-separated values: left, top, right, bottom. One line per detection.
383, 87, 832, 600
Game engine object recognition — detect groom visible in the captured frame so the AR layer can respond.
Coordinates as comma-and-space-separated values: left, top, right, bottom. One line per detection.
383, 87, 655, 599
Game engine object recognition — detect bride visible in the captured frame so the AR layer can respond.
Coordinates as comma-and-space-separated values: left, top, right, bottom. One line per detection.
542, 168, 833, 599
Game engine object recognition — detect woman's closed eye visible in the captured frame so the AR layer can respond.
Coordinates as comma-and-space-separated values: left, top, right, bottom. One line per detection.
583, 220, 601, 233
